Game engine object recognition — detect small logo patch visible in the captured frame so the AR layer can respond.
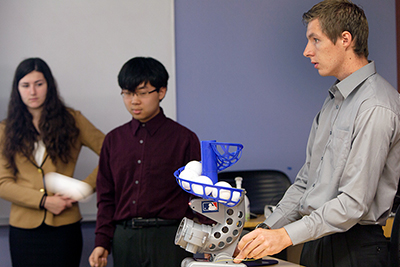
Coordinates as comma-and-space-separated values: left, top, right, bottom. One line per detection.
202, 201, 219, 213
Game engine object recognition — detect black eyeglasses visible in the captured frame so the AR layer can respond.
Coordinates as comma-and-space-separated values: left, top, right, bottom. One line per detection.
121, 88, 158, 99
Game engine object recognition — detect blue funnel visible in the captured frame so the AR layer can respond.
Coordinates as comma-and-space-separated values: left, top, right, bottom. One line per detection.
201, 140, 243, 184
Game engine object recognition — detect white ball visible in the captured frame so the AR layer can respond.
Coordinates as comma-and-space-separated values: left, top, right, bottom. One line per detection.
185, 161, 202, 176
192, 175, 213, 195
179, 169, 198, 190
231, 191, 241, 202
212, 181, 232, 200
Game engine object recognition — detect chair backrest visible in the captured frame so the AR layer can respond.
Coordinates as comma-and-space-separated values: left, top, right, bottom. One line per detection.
218, 170, 291, 214
390, 205, 400, 267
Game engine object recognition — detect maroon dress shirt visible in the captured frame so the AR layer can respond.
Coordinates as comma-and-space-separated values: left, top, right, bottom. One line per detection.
94, 109, 202, 251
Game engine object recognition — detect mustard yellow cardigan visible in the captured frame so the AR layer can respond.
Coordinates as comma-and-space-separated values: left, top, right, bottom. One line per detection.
0, 109, 105, 228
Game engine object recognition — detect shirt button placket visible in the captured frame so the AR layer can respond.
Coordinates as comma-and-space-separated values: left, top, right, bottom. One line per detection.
138, 139, 143, 165
133, 133, 145, 214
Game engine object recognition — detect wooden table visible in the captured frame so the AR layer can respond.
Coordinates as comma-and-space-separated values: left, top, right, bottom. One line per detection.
383, 216, 394, 238
244, 214, 266, 229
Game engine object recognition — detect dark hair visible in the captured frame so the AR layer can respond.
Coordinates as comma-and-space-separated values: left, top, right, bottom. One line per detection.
2, 58, 79, 173
118, 57, 169, 92
302, 0, 369, 58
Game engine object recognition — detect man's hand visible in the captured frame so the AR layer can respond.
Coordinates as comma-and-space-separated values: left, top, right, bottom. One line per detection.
89, 246, 109, 267
233, 228, 293, 263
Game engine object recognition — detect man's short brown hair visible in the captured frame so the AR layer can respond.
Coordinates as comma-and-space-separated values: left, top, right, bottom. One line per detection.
302, 0, 369, 58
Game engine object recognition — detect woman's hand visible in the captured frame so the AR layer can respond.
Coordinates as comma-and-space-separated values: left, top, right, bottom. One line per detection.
43, 193, 76, 215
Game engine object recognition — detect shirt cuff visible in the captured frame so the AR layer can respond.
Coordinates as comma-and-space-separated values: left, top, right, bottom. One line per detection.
283, 220, 311, 246
95, 233, 112, 253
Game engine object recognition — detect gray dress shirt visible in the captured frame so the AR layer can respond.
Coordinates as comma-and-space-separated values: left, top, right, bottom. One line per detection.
265, 61, 400, 246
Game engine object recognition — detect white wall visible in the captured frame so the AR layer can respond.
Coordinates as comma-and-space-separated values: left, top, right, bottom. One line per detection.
0, 0, 176, 223
0, 2, 176, 265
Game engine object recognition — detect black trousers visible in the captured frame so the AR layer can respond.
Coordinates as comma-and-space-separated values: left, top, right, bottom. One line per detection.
9, 222, 82, 267
112, 223, 192, 267
300, 224, 389, 267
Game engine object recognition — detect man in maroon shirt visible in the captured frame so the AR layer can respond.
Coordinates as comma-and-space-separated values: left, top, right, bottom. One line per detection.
89, 57, 203, 267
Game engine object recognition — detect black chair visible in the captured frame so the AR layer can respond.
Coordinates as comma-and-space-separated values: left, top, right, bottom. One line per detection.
217, 169, 292, 215
390, 205, 400, 266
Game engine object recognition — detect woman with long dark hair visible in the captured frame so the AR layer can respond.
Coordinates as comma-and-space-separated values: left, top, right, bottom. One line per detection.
0, 58, 104, 266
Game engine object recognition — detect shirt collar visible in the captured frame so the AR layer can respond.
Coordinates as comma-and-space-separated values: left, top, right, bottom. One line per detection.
330, 60, 376, 99
130, 108, 167, 136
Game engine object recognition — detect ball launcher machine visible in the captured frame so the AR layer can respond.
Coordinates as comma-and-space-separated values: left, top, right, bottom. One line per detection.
174, 140, 247, 267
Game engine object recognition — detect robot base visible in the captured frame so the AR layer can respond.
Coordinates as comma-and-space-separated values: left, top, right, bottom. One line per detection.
181, 257, 246, 267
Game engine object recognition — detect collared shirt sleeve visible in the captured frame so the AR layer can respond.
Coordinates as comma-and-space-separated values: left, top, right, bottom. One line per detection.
94, 134, 115, 252
266, 112, 320, 229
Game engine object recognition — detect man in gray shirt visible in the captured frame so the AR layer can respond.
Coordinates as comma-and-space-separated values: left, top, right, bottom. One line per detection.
234, 1, 400, 266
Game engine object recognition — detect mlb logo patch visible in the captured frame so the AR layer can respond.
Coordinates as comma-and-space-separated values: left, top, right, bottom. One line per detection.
202, 201, 219, 213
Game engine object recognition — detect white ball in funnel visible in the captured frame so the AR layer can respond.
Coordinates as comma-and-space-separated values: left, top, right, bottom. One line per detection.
231, 191, 241, 202
185, 160, 202, 176
212, 181, 232, 200
192, 175, 213, 195
179, 169, 198, 190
